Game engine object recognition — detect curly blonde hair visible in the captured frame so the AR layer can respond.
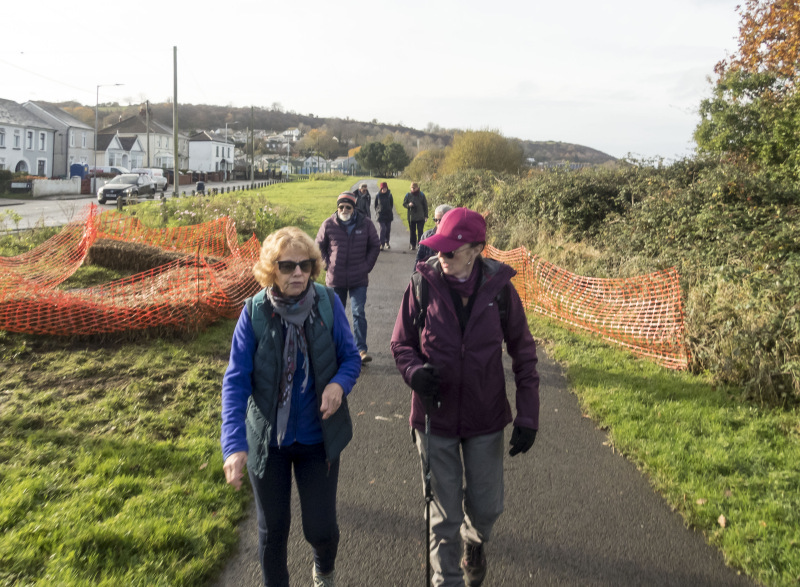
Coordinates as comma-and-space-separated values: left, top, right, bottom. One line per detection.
252, 226, 322, 288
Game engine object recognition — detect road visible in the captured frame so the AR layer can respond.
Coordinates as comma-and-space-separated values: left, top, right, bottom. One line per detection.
0, 178, 272, 231
210, 180, 755, 587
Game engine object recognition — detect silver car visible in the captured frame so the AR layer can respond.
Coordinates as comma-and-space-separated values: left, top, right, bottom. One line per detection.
97, 173, 156, 204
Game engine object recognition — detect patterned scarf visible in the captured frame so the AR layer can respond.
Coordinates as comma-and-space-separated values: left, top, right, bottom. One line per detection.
266, 283, 317, 445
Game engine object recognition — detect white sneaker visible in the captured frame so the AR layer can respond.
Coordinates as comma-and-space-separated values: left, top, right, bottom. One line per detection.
313, 565, 336, 586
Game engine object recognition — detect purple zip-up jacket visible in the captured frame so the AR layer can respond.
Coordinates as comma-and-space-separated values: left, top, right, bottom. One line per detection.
391, 257, 540, 438
316, 212, 380, 289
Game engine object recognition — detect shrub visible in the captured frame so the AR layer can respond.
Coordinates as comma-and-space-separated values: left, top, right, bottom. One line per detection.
439, 130, 525, 175
426, 157, 800, 406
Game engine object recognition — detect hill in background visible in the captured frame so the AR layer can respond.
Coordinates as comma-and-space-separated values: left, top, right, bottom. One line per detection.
55, 101, 615, 165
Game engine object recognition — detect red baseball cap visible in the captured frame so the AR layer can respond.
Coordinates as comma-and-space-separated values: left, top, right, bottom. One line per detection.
419, 208, 486, 253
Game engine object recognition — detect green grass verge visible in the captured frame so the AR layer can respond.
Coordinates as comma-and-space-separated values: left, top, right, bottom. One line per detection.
0, 323, 248, 586
530, 314, 800, 587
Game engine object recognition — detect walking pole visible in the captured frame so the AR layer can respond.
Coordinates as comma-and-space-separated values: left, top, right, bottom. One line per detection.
424, 401, 433, 587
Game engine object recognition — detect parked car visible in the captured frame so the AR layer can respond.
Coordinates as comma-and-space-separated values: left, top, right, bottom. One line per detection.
97, 173, 155, 204
89, 166, 130, 176
132, 168, 168, 190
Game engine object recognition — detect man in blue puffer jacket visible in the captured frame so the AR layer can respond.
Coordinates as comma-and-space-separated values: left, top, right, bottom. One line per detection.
316, 191, 380, 364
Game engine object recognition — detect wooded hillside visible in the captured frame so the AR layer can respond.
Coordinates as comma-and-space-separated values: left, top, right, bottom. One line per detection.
53, 101, 615, 165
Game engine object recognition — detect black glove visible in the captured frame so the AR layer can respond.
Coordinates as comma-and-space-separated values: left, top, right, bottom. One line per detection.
410, 363, 440, 402
509, 426, 537, 457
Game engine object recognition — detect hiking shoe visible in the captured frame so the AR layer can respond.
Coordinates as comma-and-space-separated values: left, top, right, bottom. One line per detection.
312, 565, 336, 586
359, 350, 372, 363
462, 542, 487, 586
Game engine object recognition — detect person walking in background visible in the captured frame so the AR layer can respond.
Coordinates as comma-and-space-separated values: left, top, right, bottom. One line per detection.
221, 226, 361, 587
375, 181, 394, 250
354, 183, 372, 219
415, 204, 453, 266
316, 192, 380, 364
403, 182, 428, 251
391, 208, 540, 587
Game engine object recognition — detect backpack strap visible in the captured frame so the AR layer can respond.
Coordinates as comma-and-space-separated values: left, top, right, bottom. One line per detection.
312, 282, 335, 334
496, 283, 510, 339
410, 271, 427, 336
247, 290, 268, 341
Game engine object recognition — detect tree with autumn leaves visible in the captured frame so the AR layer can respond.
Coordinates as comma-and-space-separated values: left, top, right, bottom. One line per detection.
694, 0, 800, 182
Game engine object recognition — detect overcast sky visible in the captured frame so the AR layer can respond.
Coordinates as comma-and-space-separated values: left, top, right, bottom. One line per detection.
1, 0, 741, 160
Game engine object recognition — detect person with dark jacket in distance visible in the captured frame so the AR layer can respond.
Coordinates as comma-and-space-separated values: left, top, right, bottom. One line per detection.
316, 192, 380, 364
402, 181, 428, 250
415, 204, 453, 266
391, 208, 540, 587
354, 183, 372, 219
374, 182, 394, 250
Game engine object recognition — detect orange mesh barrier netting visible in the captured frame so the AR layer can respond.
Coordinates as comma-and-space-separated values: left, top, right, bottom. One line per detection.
0, 204, 261, 336
94, 211, 235, 257
483, 244, 689, 370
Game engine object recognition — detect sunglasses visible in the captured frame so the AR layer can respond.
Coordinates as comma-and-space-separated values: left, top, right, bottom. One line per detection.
338, 204, 353, 211
440, 250, 457, 259
277, 259, 314, 274
434, 217, 442, 223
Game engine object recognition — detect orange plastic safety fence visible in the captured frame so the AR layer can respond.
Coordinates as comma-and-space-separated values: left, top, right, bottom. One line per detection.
483, 244, 689, 370
0, 204, 261, 336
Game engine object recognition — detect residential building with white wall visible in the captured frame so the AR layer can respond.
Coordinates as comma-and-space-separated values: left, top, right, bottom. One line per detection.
188, 131, 235, 175
99, 113, 188, 169
22, 101, 94, 178
0, 98, 55, 176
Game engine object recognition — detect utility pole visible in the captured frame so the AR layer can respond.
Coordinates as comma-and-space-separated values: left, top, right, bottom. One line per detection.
172, 46, 179, 197
250, 105, 254, 187
145, 99, 151, 167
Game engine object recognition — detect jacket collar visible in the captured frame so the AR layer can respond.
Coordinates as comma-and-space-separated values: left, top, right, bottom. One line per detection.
417, 255, 515, 301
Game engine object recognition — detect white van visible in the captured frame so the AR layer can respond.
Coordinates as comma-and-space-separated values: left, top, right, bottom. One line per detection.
132, 168, 168, 190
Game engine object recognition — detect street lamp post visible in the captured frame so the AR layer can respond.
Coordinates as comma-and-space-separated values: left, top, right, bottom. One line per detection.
93, 83, 123, 194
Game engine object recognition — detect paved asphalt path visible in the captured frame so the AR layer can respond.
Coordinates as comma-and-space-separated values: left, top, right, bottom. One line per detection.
211, 180, 755, 586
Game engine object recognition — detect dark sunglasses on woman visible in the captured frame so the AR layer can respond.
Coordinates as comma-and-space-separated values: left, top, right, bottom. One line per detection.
277, 259, 314, 274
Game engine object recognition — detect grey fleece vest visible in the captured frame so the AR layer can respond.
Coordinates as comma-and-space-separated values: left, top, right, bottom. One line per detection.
245, 284, 353, 478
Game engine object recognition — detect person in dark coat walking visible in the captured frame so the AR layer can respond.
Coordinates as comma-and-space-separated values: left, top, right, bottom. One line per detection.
391, 208, 540, 587
402, 182, 428, 250
316, 192, 380, 364
374, 181, 394, 250
354, 183, 372, 219
414, 204, 453, 266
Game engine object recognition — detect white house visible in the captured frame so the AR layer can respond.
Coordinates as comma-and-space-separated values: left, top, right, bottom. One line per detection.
96, 132, 145, 170
99, 113, 189, 170
330, 156, 360, 175
303, 155, 328, 173
22, 101, 94, 178
283, 127, 301, 142
188, 131, 235, 176
0, 98, 56, 176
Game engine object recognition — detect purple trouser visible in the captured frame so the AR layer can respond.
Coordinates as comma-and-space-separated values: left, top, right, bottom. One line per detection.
379, 220, 392, 246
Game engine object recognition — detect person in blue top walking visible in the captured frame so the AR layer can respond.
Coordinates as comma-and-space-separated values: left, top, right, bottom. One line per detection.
221, 226, 361, 587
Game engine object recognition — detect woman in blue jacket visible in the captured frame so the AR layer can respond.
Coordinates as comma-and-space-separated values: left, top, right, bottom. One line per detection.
221, 226, 361, 587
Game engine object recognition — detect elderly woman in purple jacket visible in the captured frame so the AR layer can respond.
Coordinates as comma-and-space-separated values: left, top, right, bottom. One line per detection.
391, 208, 540, 587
